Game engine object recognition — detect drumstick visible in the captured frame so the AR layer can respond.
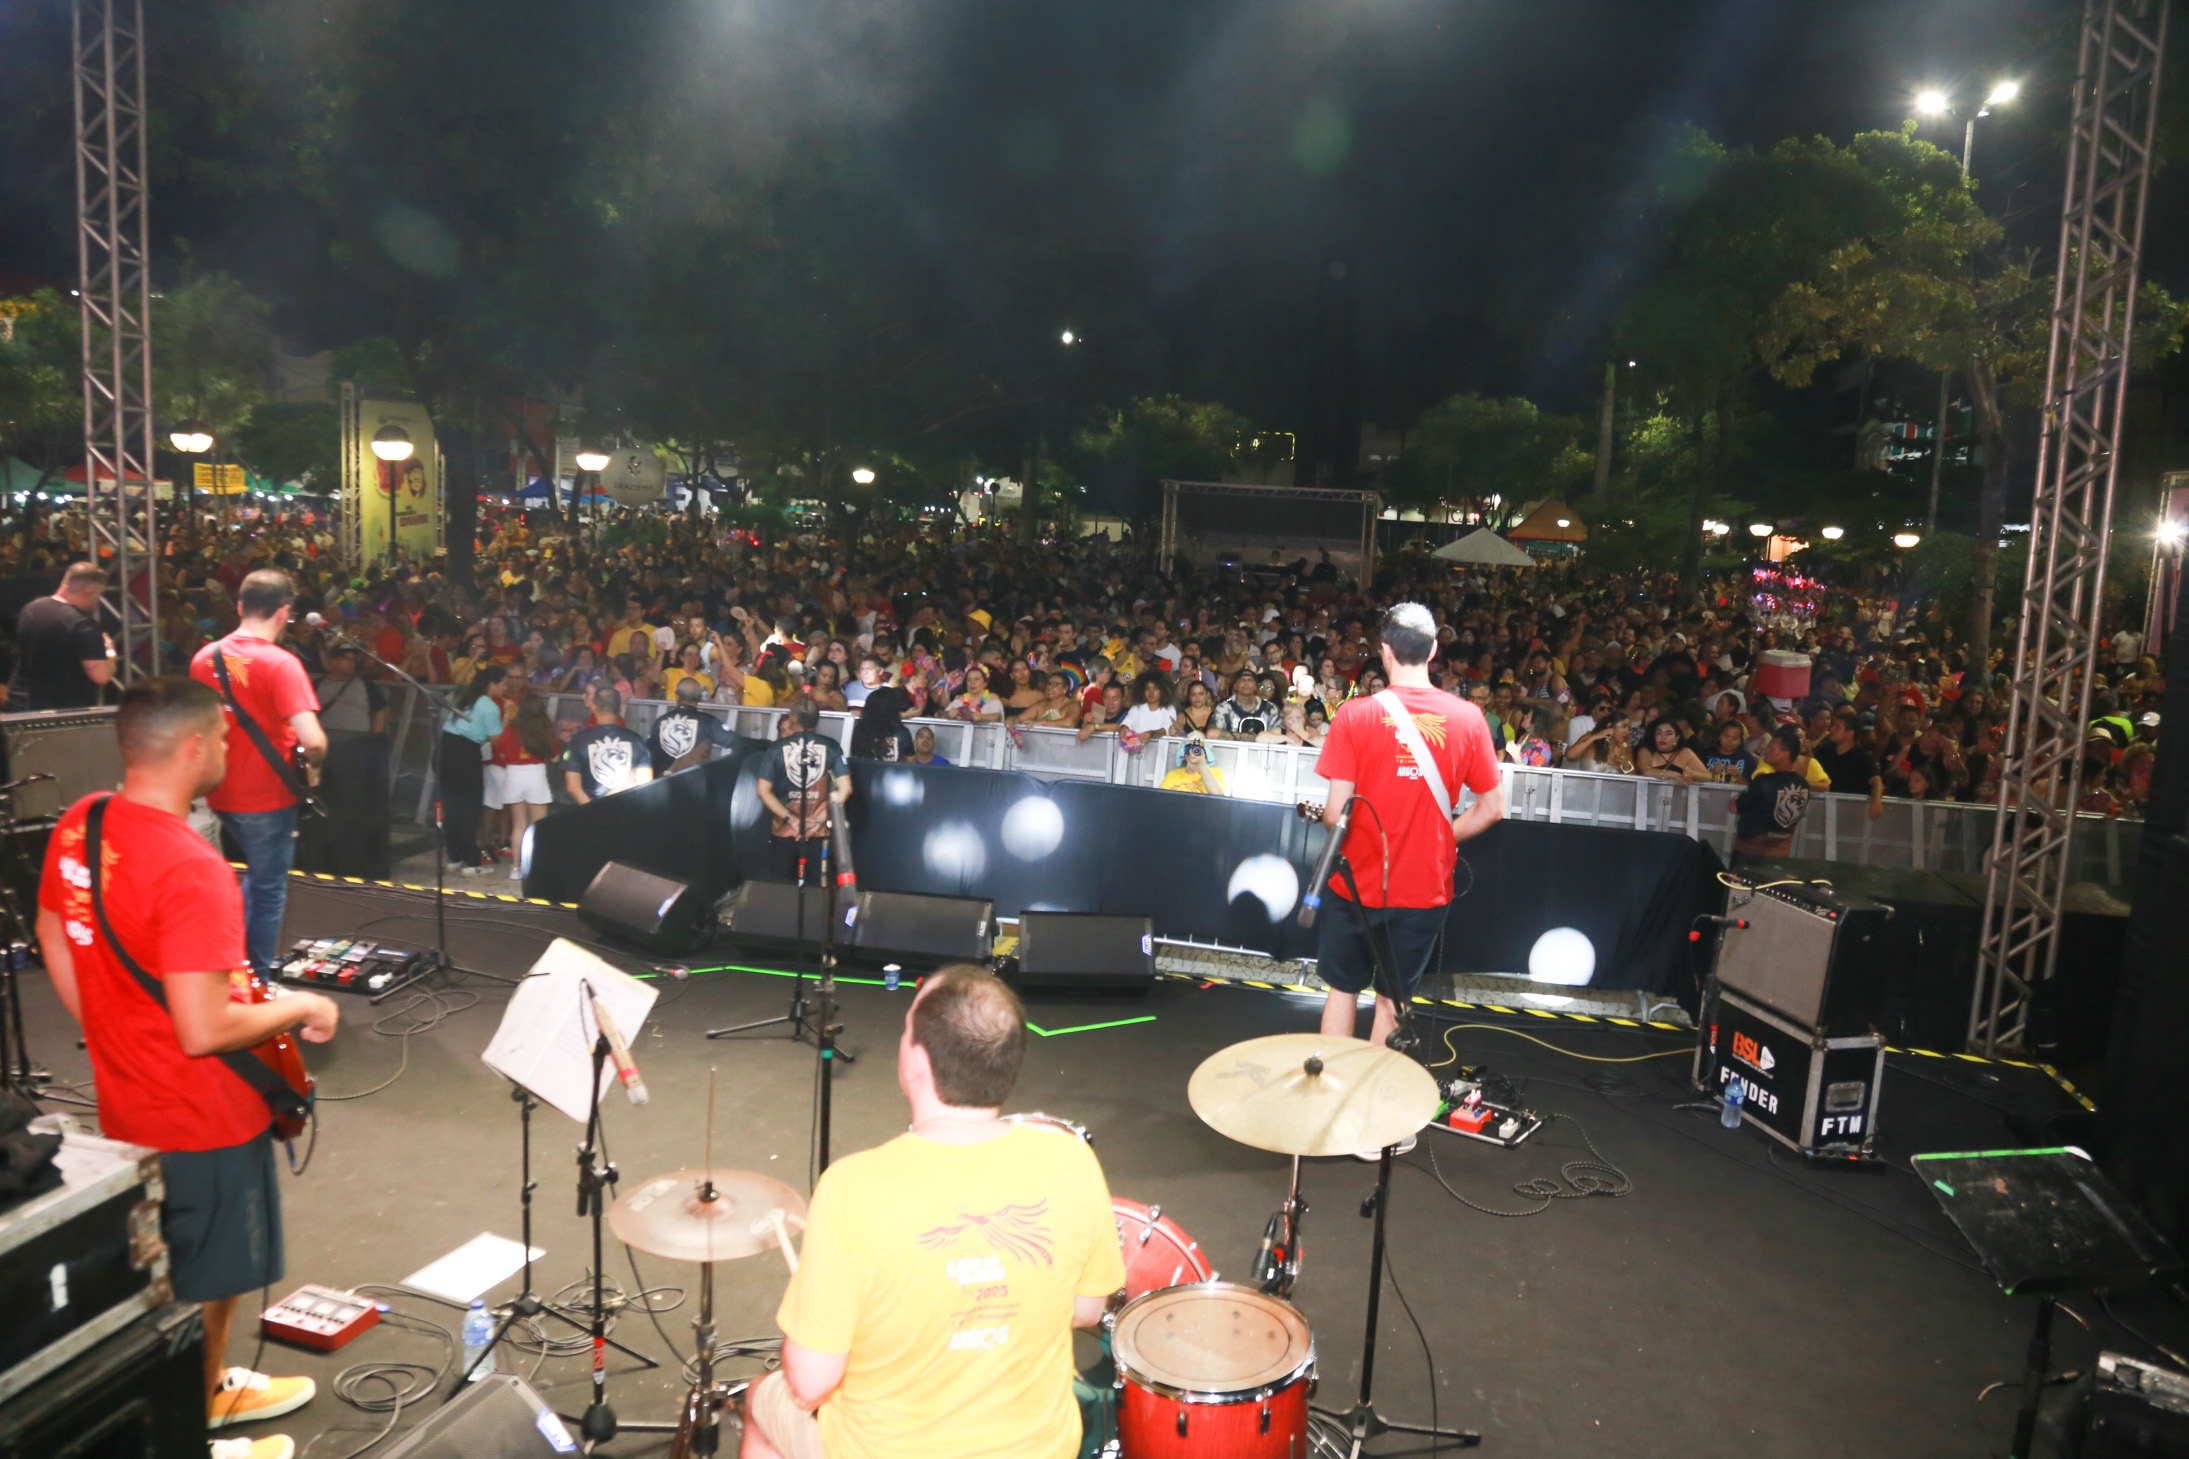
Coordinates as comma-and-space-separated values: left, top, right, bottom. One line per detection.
769, 1208, 800, 1274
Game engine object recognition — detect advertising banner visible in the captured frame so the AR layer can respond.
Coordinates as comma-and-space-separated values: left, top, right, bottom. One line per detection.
598, 445, 669, 506
353, 398, 441, 562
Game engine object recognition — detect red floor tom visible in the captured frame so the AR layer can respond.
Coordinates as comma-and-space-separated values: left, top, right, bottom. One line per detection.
1111, 1281, 1314, 1458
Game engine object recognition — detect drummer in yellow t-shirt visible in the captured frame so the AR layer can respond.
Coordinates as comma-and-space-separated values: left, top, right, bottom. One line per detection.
743, 966, 1125, 1459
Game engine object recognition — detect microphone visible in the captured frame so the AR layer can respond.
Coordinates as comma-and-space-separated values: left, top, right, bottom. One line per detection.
585, 986, 649, 1106
1296, 798, 1353, 928
1687, 915, 1751, 944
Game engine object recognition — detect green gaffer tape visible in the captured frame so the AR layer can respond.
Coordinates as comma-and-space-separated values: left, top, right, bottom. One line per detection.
1911, 1148, 2074, 1162
685, 962, 894, 987
1028, 1016, 1160, 1037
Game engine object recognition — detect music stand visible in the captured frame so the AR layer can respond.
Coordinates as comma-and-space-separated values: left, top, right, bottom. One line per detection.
1916, 1146, 2188, 1459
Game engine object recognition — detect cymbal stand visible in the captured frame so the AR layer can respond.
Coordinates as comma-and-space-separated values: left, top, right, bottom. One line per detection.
1253, 1155, 1306, 1299
1307, 857, 1476, 1454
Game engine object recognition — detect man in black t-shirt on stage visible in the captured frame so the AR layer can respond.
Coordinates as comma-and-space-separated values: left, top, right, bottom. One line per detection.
648, 676, 748, 776
757, 701, 851, 885
561, 685, 654, 804
9, 561, 115, 710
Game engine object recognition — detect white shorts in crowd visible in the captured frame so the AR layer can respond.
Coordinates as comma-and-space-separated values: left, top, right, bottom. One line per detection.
486, 762, 552, 808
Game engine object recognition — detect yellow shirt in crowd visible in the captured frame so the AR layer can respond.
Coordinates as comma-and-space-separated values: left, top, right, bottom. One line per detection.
662, 668, 715, 698
776, 1124, 1126, 1459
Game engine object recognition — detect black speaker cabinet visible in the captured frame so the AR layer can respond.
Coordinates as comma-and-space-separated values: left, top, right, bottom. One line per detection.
380, 1374, 575, 1459
717, 880, 843, 950
577, 861, 707, 954
1014, 913, 1155, 992
849, 890, 994, 967
1713, 876, 1895, 1036
0, 1302, 203, 1459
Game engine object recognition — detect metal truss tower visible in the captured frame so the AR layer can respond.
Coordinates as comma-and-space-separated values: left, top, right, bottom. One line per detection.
73, 0, 159, 678
1972, 0, 2168, 1055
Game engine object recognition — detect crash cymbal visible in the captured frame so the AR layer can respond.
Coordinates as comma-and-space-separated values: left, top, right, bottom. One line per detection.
1188, 1033, 1439, 1158
609, 1169, 808, 1265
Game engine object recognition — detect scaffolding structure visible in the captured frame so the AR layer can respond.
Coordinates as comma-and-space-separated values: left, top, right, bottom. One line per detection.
72, 0, 159, 677
1972, 0, 2169, 1055
1159, 480, 1381, 585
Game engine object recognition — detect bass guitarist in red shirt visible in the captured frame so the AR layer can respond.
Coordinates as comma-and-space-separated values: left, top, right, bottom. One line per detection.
38, 678, 339, 1458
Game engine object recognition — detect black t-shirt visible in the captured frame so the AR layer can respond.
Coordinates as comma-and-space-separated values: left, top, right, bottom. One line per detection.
648, 706, 741, 774
1811, 741, 1879, 795
561, 723, 653, 799
1734, 771, 1811, 841
1702, 748, 1757, 781
8, 597, 106, 709
759, 730, 851, 840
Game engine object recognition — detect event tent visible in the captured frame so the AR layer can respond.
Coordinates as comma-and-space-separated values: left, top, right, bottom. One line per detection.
1431, 528, 1536, 566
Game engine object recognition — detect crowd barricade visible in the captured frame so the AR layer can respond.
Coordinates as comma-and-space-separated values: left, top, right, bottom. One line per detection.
379, 682, 2138, 883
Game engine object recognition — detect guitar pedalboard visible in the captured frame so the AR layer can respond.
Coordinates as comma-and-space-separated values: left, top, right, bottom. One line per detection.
277, 938, 432, 1000
260, 1283, 381, 1351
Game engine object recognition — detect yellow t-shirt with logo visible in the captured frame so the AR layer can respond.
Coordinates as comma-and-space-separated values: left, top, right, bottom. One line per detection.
776, 1124, 1126, 1459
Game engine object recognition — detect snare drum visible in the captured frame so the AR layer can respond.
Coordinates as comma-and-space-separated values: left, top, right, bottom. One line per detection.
1110, 1198, 1211, 1301
1111, 1282, 1314, 1458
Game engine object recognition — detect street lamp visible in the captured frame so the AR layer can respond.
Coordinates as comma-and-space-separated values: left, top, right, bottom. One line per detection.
1748, 522, 1773, 538
852, 467, 877, 485
168, 421, 213, 454
1821, 525, 1846, 541
1915, 78, 2020, 535
1059, 330, 1077, 346
573, 445, 611, 473
371, 425, 415, 463
1894, 531, 1922, 549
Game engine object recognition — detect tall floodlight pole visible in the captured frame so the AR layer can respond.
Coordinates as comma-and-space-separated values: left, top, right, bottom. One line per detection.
72, 0, 159, 678
1971, 0, 2167, 1055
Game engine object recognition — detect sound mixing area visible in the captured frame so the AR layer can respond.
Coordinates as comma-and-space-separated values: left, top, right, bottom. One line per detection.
4, 730, 2181, 1459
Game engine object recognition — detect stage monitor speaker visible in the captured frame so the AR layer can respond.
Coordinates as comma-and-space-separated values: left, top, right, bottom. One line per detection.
1713, 876, 1894, 1035
851, 890, 994, 967
1014, 912, 1154, 992
717, 880, 840, 949
0, 1301, 204, 1459
577, 862, 707, 954
379, 1374, 573, 1459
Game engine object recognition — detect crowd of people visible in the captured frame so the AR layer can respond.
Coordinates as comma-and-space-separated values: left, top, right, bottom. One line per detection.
2, 501, 2169, 870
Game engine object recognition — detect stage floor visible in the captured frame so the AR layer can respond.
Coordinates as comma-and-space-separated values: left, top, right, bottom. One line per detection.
14, 878, 2174, 1457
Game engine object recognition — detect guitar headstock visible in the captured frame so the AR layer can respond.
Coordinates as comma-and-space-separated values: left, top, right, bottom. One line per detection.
1295, 799, 1325, 822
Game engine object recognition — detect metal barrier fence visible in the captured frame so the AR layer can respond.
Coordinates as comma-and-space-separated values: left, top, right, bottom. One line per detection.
375, 683, 2138, 884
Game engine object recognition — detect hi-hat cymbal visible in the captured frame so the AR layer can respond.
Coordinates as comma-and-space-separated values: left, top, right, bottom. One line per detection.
1189, 1034, 1439, 1158
609, 1169, 808, 1265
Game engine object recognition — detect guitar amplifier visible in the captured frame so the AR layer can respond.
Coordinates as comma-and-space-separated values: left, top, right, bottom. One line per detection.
1713, 875, 1895, 1035
0, 1130, 170, 1406
0, 709, 121, 823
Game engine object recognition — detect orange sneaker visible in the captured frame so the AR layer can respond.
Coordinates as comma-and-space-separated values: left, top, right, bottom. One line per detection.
208, 1368, 315, 1429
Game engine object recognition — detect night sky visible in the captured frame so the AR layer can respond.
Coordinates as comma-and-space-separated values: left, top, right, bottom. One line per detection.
0, 0, 2143, 425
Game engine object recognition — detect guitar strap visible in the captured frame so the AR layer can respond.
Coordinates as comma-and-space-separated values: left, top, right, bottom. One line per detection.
206, 642, 314, 805
82, 795, 309, 1129
1371, 689, 1454, 821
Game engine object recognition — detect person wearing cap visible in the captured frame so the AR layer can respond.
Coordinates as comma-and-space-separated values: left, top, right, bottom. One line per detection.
1158, 736, 1228, 795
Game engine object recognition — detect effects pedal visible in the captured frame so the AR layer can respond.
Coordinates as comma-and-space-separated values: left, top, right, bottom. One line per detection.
1432, 1074, 1542, 1149
261, 1283, 381, 1351
277, 938, 430, 999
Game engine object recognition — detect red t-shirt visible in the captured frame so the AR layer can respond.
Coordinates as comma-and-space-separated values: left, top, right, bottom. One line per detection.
1313, 685, 1501, 909
39, 795, 269, 1151
191, 634, 320, 813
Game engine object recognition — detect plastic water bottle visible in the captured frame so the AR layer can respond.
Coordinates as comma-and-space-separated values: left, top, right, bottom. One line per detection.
1720, 1075, 1745, 1130
461, 1299, 496, 1381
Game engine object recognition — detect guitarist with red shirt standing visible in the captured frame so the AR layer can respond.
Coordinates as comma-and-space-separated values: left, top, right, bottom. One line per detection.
190, 569, 327, 980
37, 679, 339, 1459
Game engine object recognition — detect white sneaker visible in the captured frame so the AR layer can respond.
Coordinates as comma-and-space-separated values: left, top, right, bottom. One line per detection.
1353, 1135, 1418, 1162
211, 1438, 295, 1459
458, 863, 490, 877
509, 864, 523, 880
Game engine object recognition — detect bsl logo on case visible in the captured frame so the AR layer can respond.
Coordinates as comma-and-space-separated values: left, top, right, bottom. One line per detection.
1730, 1031, 1776, 1075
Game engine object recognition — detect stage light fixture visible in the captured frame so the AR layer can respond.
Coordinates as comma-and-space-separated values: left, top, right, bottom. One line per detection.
370, 425, 414, 462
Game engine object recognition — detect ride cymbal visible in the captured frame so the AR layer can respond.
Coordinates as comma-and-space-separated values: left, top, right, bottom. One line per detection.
1188, 1033, 1439, 1158
609, 1168, 808, 1264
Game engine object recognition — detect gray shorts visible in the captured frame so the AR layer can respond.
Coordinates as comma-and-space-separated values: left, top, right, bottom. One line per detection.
160, 1131, 284, 1303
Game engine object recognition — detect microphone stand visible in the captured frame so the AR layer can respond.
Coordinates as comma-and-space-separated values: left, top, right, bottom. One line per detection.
811, 794, 846, 1177
330, 632, 465, 979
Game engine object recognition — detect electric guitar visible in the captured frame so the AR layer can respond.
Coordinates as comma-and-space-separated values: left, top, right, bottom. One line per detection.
240, 965, 314, 1142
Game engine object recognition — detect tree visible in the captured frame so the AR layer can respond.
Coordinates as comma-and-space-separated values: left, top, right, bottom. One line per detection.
0, 290, 80, 490
1759, 127, 2189, 667
1382, 394, 1587, 525
1066, 396, 1256, 520
152, 270, 274, 439
230, 402, 339, 489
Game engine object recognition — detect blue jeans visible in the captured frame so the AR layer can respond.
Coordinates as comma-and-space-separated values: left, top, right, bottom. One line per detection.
220, 806, 298, 976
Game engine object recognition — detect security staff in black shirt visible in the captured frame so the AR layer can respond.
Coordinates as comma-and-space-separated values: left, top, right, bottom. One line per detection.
8, 562, 114, 710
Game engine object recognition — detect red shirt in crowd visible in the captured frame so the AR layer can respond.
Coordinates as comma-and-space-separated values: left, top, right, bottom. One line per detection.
190, 633, 320, 814
491, 719, 555, 766
1313, 685, 1501, 909
40, 795, 269, 1152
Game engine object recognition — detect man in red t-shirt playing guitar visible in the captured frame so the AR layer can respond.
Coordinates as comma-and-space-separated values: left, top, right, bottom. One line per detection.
190, 569, 327, 980
1311, 605, 1505, 1112
38, 679, 339, 1458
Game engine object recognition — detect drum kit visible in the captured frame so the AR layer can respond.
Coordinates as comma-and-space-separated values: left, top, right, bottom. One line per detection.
599, 1031, 1473, 1459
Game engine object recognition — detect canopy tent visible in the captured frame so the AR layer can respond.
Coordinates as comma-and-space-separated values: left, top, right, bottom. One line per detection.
1432, 528, 1536, 566
0, 457, 65, 495
1507, 498, 1587, 543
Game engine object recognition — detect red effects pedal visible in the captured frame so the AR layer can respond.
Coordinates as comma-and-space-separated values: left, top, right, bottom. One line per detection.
261, 1284, 381, 1351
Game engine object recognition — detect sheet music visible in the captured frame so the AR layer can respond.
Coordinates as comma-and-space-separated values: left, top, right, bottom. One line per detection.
481, 938, 660, 1124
